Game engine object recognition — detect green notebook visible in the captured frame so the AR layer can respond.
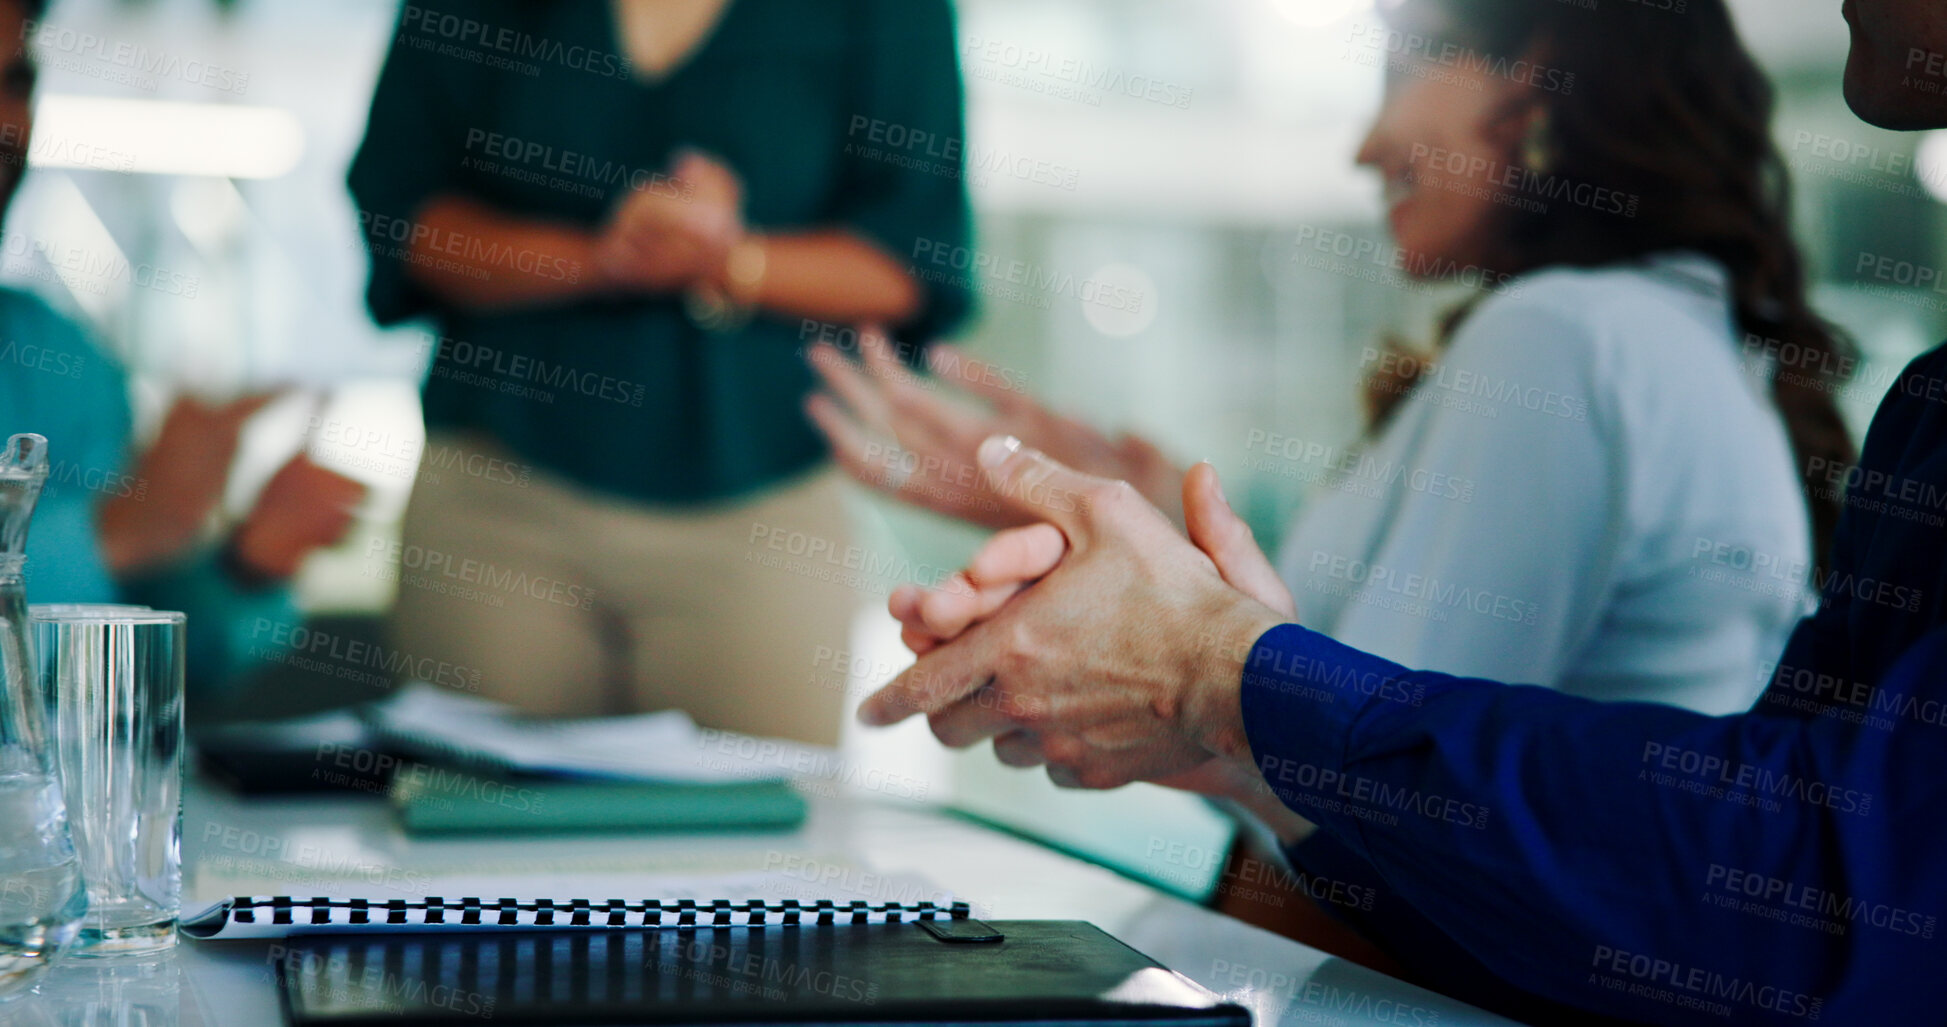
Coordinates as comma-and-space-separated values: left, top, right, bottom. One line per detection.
389, 765, 808, 835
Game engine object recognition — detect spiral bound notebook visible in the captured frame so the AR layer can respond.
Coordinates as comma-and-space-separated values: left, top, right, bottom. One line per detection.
183, 895, 971, 940
272, 916, 1253, 1027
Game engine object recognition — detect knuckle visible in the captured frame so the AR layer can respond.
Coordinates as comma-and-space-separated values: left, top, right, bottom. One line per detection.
1005, 691, 1046, 726
1002, 617, 1038, 660
997, 630, 1038, 679
1082, 479, 1137, 516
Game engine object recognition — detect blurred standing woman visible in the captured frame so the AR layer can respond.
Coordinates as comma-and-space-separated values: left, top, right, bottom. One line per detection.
350, 0, 971, 744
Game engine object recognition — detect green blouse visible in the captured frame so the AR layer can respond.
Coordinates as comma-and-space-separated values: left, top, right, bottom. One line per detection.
349, 0, 973, 505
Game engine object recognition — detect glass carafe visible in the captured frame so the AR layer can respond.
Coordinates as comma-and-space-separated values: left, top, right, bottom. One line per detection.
0, 434, 86, 998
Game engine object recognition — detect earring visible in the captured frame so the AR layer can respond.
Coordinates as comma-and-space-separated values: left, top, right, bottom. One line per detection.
1522, 112, 1554, 174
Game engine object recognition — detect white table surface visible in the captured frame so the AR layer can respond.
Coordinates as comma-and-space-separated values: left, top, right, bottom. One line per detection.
7, 779, 1520, 1026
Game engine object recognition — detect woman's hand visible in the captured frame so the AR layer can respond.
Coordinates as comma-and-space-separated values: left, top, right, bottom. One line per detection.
805, 329, 1185, 531
596, 150, 744, 293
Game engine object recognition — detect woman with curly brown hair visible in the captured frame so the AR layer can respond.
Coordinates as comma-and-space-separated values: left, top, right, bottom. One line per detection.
812, 0, 1851, 720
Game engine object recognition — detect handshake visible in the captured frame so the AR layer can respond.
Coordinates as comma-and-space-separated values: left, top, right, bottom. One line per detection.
855, 434, 1299, 817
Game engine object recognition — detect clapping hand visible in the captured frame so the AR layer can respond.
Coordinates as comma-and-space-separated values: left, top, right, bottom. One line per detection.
872, 446, 1310, 836
596, 149, 744, 293
858, 437, 1290, 790
806, 330, 1185, 531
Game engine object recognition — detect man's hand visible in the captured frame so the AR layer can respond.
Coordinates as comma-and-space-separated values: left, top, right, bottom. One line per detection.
888, 521, 1066, 655
858, 437, 1287, 790
882, 457, 1301, 819
806, 331, 1185, 531
890, 462, 1293, 652
226, 454, 367, 583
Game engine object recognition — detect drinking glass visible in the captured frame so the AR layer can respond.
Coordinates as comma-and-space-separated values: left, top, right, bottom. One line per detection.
32, 605, 186, 957
0, 434, 85, 999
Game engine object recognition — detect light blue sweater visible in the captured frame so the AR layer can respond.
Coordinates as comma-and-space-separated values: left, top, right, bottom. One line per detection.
1276, 254, 1812, 714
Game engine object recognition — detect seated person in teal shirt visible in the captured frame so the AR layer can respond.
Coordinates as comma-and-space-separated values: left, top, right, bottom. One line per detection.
0, 0, 365, 705
0, 287, 364, 706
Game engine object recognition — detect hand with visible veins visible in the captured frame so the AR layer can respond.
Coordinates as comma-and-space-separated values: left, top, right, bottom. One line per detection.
877, 454, 1312, 838
806, 329, 1185, 532
859, 436, 1291, 793
890, 462, 1291, 653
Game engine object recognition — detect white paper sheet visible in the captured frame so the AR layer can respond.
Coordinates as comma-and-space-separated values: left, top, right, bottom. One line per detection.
370, 683, 817, 783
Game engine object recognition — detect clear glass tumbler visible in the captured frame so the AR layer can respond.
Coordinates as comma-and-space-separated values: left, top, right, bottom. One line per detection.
32, 605, 186, 958
0, 434, 86, 999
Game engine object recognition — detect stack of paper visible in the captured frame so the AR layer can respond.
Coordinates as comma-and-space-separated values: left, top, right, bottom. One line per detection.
370, 683, 812, 783
367, 685, 814, 834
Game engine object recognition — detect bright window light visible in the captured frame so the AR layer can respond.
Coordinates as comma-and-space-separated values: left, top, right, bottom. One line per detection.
1268, 0, 1373, 29
29, 94, 305, 179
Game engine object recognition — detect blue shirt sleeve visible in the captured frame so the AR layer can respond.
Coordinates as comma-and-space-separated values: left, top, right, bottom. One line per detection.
1765, 346, 1947, 696
1, 292, 127, 604
1241, 622, 1943, 1025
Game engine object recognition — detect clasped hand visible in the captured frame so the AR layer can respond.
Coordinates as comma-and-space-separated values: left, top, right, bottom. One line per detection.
595, 149, 745, 293
857, 435, 1294, 794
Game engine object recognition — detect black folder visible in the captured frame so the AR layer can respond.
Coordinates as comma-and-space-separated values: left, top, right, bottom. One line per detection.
275, 919, 1251, 1026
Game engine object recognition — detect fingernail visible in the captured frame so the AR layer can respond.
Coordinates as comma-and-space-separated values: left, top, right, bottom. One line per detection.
978, 435, 1021, 470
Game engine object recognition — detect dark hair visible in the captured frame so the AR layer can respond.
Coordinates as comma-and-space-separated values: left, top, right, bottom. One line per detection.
1365, 0, 1855, 567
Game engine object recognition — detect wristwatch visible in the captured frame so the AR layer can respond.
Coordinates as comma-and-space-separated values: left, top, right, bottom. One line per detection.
723, 235, 770, 304
686, 235, 768, 333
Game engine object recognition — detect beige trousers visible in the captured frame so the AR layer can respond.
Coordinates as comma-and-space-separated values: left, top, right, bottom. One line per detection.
385, 432, 857, 746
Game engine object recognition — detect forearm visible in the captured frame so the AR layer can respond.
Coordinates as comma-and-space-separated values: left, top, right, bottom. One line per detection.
403, 196, 610, 311
739, 230, 922, 326
1235, 623, 1927, 1024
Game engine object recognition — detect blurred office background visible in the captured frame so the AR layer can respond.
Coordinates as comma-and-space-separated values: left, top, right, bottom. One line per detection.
13, 0, 1940, 893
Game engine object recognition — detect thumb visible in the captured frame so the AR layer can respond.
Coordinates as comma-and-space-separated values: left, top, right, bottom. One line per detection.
1182, 462, 1295, 618
977, 435, 1104, 545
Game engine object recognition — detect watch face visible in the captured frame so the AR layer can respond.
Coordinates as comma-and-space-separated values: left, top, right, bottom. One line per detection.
728, 239, 769, 291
